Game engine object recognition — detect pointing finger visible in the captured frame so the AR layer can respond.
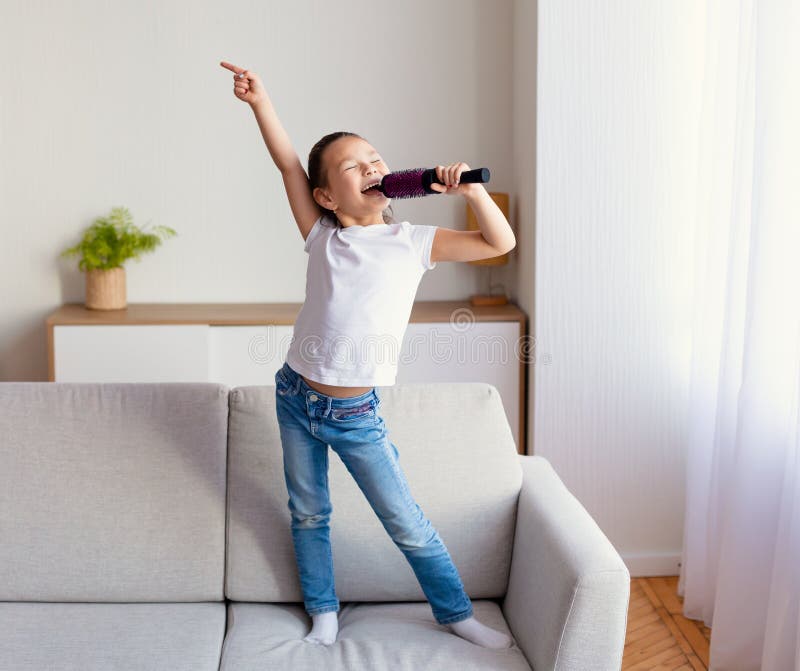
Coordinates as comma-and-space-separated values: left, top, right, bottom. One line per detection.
220, 61, 243, 75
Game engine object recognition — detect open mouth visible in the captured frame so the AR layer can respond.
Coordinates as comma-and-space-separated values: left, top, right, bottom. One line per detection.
361, 180, 384, 197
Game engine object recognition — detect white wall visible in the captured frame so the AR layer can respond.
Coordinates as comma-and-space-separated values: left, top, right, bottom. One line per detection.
512, 0, 537, 442
0, 0, 513, 380
524, 0, 706, 575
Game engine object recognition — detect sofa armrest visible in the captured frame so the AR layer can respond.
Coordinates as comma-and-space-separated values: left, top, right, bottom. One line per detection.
502, 456, 630, 671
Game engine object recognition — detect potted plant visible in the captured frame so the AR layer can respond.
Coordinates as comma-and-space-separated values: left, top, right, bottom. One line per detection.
60, 206, 177, 310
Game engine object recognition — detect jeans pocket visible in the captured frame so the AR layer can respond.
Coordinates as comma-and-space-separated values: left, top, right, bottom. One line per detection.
329, 400, 376, 422
275, 369, 297, 397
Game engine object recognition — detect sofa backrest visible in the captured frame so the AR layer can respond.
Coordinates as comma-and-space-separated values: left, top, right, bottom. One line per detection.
0, 382, 229, 602
225, 382, 522, 603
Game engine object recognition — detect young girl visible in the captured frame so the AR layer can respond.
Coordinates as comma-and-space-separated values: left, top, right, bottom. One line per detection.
220, 61, 516, 649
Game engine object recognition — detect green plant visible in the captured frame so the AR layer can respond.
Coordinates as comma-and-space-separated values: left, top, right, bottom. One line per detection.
60, 206, 177, 272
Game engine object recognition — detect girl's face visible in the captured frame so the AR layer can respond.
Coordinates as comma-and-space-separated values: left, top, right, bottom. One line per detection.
316, 136, 391, 219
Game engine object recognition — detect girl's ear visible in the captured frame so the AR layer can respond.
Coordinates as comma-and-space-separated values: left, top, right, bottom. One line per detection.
313, 186, 335, 210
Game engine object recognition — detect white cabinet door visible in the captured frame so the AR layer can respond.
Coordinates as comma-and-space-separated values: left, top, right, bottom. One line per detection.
208, 325, 294, 387
399, 322, 521, 450
54, 325, 209, 382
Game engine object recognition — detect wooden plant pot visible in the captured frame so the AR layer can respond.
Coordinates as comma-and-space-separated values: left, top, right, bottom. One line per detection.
85, 267, 127, 310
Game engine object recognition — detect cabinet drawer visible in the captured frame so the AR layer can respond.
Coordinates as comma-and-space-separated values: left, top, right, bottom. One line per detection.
54, 325, 209, 382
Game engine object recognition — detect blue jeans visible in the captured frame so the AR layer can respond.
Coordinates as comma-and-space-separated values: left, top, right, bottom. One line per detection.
274, 361, 474, 625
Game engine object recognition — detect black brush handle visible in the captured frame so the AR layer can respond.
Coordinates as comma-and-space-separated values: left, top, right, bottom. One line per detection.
423, 167, 490, 193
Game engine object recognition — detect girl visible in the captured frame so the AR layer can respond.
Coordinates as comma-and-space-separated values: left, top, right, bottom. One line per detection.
220, 60, 516, 649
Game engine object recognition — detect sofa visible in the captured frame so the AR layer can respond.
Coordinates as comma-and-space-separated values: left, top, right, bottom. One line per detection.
0, 381, 630, 670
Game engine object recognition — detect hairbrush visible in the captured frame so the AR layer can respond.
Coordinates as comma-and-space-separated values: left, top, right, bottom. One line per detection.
369, 167, 491, 199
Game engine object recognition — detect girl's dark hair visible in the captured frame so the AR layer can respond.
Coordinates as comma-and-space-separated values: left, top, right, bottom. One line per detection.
307, 131, 395, 226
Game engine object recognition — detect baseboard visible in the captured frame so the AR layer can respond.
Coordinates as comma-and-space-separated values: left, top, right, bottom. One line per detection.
620, 552, 682, 577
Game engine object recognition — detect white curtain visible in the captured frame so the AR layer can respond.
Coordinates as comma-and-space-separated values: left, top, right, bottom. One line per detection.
678, 0, 800, 668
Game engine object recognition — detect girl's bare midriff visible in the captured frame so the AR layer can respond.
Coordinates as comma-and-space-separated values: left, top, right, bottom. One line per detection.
301, 374, 374, 399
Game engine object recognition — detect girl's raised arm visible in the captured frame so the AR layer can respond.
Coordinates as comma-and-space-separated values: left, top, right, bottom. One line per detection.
220, 61, 322, 241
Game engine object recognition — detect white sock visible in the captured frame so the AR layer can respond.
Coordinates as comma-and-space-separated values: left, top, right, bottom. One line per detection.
304, 611, 339, 645
448, 616, 513, 649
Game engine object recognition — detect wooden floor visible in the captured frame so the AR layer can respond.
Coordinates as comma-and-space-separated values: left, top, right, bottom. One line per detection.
621, 576, 711, 670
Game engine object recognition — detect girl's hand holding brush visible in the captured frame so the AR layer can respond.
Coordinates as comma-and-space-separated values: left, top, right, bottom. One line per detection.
429, 163, 481, 197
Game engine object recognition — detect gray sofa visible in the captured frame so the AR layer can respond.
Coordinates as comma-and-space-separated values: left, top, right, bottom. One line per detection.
0, 381, 630, 670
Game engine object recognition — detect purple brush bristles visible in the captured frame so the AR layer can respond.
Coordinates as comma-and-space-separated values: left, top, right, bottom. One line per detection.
378, 167, 491, 200
379, 168, 432, 199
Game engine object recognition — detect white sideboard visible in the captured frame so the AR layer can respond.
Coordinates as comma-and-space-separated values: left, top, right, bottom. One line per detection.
47, 302, 528, 454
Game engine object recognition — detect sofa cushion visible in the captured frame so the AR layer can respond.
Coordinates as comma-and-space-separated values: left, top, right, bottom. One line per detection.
225, 382, 522, 602
0, 382, 229, 601
0, 602, 225, 671
219, 600, 531, 670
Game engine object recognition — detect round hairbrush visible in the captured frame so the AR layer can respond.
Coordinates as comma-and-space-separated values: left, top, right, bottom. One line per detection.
371, 167, 491, 199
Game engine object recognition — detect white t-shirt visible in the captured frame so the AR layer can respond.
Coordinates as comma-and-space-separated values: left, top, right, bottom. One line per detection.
285, 213, 438, 386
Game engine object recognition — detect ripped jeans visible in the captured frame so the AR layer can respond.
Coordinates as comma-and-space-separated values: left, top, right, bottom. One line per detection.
274, 361, 474, 625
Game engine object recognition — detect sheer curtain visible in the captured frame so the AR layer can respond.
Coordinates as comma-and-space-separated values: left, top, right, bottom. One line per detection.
678, 0, 800, 668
